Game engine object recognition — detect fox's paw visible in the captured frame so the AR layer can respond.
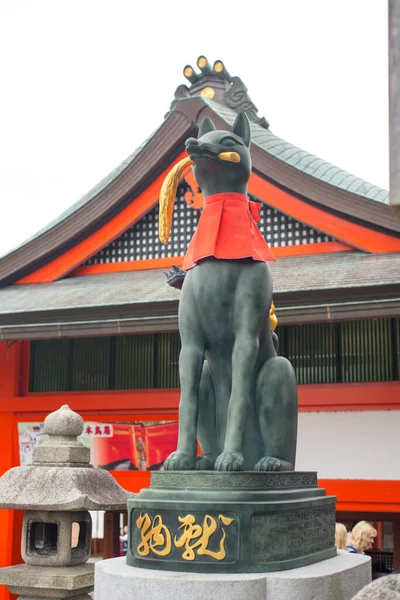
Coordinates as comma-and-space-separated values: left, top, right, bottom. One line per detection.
164, 451, 196, 471
214, 451, 244, 472
254, 456, 293, 472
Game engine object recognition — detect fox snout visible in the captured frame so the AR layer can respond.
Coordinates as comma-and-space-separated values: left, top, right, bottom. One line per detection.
186, 137, 214, 157
185, 137, 199, 153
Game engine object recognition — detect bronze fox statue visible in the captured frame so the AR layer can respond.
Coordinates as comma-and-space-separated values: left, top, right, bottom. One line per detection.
162, 112, 298, 472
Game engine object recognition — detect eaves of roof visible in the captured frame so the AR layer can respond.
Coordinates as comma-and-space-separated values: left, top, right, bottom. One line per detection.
206, 100, 388, 203
0, 102, 203, 285
0, 252, 399, 340
0, 128, 159, 261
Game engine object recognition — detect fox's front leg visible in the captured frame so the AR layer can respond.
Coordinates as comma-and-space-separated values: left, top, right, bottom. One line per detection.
164, 275, 205, 471
164, 339, 205, 471
214, 332, 259, 471
196, 361, 219, 470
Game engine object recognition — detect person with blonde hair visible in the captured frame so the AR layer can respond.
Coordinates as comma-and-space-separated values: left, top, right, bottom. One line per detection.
335, 522, 347, 550
347, 520, 377, 554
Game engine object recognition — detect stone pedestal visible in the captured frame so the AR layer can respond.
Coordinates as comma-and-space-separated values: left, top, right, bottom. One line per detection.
95, 551, 371, 600
0, 562, 94, 599
127, 471, 336, 573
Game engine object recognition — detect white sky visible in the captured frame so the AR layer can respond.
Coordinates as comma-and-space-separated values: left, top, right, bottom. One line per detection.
0, 0, 388, 258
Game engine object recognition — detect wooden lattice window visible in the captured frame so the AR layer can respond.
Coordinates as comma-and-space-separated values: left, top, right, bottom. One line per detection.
29, 320, 399, 392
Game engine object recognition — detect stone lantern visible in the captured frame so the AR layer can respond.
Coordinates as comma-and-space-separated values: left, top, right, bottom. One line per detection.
0, 405, 131, 600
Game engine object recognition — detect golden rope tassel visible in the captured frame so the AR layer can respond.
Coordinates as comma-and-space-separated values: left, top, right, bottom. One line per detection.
159, 152, 241, 243
269, 301, 278, 331
159, 156, 194, 244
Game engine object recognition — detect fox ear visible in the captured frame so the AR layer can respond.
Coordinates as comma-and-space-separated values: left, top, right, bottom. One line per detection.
232, 112, 251, 147
198, 116, 216, 138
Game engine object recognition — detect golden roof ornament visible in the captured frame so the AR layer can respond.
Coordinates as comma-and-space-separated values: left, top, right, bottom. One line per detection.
166, 55, 269, 129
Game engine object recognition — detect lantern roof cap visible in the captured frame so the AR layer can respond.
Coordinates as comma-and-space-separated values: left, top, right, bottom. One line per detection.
0, 405, 132, 510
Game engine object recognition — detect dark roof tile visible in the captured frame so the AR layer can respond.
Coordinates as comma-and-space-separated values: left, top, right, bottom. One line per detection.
0, 252, 399, 316
205, 99, 389, 204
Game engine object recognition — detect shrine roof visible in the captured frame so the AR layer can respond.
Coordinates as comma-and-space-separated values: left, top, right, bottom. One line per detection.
205, 100, 388, 204
0, 56, 398, 286
0, 109, 197, 284
4, 128, 160, 258
0, 252, 399, 339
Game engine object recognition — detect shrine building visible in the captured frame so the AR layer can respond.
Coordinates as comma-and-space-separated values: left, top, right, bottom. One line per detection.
0, 56, 399, 587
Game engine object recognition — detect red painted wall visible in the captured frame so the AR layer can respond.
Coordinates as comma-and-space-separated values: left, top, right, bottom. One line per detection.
0, 340, 399, 600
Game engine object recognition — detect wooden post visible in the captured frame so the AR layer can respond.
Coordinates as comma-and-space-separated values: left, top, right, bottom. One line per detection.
375, 521, 383, 551
393, 518, 400, 572
102, 512, 121, 559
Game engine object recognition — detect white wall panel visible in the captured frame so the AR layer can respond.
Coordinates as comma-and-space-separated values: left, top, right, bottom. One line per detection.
296, 411, 400, 480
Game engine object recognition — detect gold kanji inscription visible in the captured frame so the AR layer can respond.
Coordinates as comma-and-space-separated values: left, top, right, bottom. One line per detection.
136, 512, 234, 561
174, 513, 234, 561
136, 513, 172, 557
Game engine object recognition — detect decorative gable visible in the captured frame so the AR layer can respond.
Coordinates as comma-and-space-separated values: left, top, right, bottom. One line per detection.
84, 184, 334, 266
257, 203, 332, 248
85, 183, 200, 265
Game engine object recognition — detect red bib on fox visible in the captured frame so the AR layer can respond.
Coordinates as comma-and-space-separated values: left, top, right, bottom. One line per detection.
183, 192, 276, 271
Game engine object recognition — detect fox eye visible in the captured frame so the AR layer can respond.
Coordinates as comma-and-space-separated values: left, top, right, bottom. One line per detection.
220, 137, 237, 147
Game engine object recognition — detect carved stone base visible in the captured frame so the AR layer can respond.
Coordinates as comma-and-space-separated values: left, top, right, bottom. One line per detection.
126, 471, 336, 573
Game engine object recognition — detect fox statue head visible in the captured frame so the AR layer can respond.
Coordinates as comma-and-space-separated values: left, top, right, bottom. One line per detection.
158, 112, 252, 246
185, 112, 252, 198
